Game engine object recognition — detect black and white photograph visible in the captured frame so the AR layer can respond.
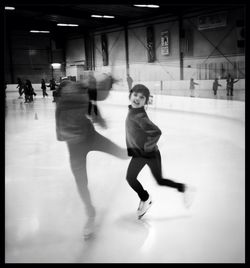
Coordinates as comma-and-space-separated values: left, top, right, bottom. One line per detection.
3, 0, 245, 264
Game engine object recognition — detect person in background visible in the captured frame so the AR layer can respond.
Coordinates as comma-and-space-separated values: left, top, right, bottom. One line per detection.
28, 79, 36, 102
48, 78, 57, 102
87, 73, 98, 117
41, 79, 48, 97
24, 79, 34, 103
127, 74, 133, 91
17, 78, 24, 99
125, 84, 196, 219
226, 74, 232, 96
228, 76, 240, 97
212, 78, 222, 96
55, 75, 128, 239
189, 78, 199, 97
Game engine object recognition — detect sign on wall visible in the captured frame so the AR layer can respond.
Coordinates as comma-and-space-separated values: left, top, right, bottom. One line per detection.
161, 30, 170, 55
198, 12, 227, 30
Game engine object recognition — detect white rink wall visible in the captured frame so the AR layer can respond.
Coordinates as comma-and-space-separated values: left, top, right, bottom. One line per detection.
102, 91, 245, 122
6, 78, 245, 101
6, 84, 245, 122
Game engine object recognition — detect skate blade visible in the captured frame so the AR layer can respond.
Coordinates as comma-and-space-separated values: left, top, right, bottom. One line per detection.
137, 201, 152, 220
138, 213, 146, 220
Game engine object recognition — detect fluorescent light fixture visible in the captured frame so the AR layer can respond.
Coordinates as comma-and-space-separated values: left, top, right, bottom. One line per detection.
103, 15, 115, 18
147, 5, 159, 8
5, 6, 15, 10
134, 4, 159, 8
91, 14, 115, 18
51, 63, 61, 69
57, 23, 79, 27
30, 30, 50, 33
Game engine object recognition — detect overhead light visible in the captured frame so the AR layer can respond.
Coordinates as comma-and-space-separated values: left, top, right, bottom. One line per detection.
147, 5, 160, 8
5, 6, 15, 10
134, 5, 159, 8
57, 23, 79, 27
91, 15, 115, 18
103, 15, 115, 18
30, 30, 50, 33
51, 63, 61, 69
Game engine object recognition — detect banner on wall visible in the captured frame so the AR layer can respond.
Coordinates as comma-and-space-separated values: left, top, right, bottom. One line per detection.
198, 12, 227, 30
161, 30, 170, 55
146, 26, 155, 62
101, 34, 108, 66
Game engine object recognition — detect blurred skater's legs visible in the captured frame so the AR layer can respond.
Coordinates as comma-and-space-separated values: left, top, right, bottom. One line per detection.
67, 142, 96, 217
66, 131, 128, 236
66, 131, 127, 213
91, 131, 128, 160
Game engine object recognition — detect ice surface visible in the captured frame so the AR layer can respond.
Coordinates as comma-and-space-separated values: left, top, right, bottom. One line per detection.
5, 93, 245, 263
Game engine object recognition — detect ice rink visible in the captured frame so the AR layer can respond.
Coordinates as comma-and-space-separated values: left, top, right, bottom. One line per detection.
5, 91, 245, 263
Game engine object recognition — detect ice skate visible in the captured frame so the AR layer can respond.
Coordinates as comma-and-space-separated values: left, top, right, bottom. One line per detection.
83, 216, 95, 239
183, 185, 196, 208
137, 195, 152, 219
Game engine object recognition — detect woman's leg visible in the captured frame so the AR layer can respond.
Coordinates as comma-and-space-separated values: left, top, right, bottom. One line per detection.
66, 130, 127, 212
91, 131, 128, 160
67, 141, 95, 217
126, 157, 149, 201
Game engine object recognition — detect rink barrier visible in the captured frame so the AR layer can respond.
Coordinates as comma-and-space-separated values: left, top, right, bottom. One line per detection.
102, 91, 245, 122
6, 78, 245, 101
6, 83, 245, 122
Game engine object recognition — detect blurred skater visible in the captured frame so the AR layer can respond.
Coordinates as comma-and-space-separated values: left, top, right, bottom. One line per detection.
125, 84, 196, 219
28, 79, 37, 101
226, 74, 239, 97
87, 73, 98, 117
24, 79, 35, 103
41, 79, 48, 97
55, 75, 128, 238
226, 74, 231, 96
23, 80, 30, 103
212, 78, 222, 96
48, 78, 57, 102
127, 74, 133, 91
86, 72, 108, 128
17, 77, 24, 99
189, 78, 199, 97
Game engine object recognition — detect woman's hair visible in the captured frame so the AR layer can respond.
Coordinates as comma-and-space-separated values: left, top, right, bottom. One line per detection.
129, 84, 150, 104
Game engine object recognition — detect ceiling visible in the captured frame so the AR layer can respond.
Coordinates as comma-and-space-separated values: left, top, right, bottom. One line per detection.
4, 1, 243, 35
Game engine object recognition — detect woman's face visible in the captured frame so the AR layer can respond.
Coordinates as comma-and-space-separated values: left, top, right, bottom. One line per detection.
130, 91, 146, 108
